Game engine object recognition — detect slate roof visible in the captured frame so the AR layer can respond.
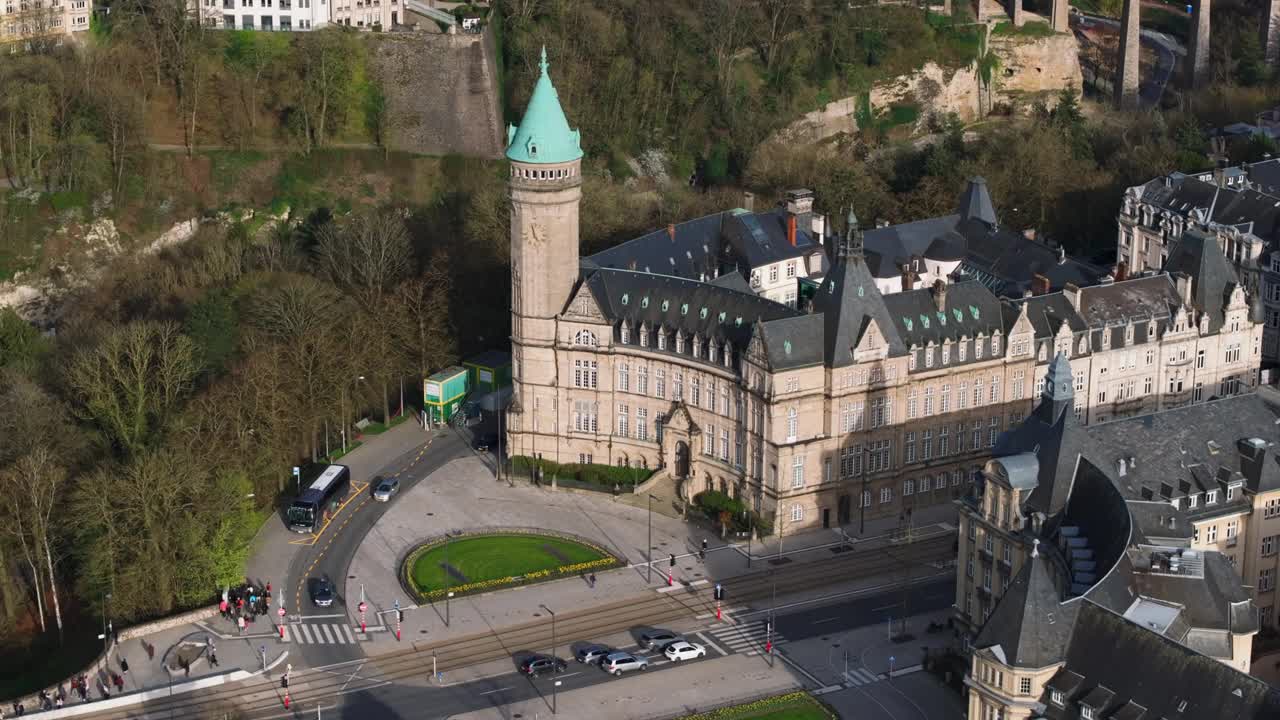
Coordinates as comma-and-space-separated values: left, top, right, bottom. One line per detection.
960, 222, 1108, 298
861, 214, 962, 279
585, 208, 820, 283
811, 244, 906, 368
1043, 602, 1280, 720
1130, 552, 1258, 634
973, 552, 1078, 668
957, 176, 998, 228
758, 314, 826, 370
880, 280, 1008, 356
1164, 225, 1242, 332
580, 267, 801, 350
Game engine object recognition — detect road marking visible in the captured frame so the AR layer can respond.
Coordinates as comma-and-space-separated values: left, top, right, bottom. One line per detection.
317, 625, 333, 644
343, 625, 357, 643
479, 687, 514, 696
872, 603, 899, 612
695, 631, 727, 657
657, 578, 709, 594
811, 617, 839, 624
297, 624, 313, 644
339, 661, 366, 692
733, 572, 952, 619
298, 613, 349, 619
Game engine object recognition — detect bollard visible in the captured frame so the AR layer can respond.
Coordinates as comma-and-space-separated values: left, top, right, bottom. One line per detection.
279, 625, 285, 640
667, 572, 673, 587
283, 692, 290, 709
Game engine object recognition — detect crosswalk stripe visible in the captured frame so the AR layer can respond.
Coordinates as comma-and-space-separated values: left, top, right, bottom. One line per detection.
343, 625, 356, 643
297, 624, 313, 644
318, 624, 334, 643
844, 668, 879, 686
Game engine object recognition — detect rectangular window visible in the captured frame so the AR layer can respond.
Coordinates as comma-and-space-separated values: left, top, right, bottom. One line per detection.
1262, 535, 1276, 557
903, 478, 914, 495
871, 397, 891, 428
691, 378, 701, 406
617, 404, 629, 437
988, 417, 1000, 447
1206, 524, 1218, 543
792, 456, 804, 489
674, 371, 683, 401
636, 408, 648, 441
924, 387, 935, 416
790, 504, 803, 522
907, 389, 918, 419
720, 429, 729, 461
1267, 499, 1280, 519
637, 365, 648, 395
1261, 569, 1275, 593
704, 424, 714, 456
1207, 490, 1218, 505
786, 409, 798, 442
905, 432, 916, 463
573, 400, 598, 433
880, 486, 893, 504
618, 363, 630, 392
655, 369, 666, 399
939, 426, 950, 456
922, 430, 933, 460
940, 384, 951, 413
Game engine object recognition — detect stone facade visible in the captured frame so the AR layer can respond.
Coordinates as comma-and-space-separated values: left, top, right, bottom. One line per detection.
0, 0, 91, 47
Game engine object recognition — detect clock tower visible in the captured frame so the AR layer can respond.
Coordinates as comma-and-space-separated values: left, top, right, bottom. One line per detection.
506, 47, 583, 449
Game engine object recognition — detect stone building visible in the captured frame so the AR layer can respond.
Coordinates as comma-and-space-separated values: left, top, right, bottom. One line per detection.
958, 362, 1280, 719
505, 52, 1268, 534
1117, 158, 1280, 365
0, 0, 91, 47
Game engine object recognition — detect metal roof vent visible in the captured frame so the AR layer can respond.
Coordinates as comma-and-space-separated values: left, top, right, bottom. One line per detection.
1208, 440, 1221, 455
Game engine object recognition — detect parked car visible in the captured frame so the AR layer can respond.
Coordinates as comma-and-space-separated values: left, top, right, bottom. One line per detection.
372, 477, 400, 502
663, 641, 706, 662
575, 644, 613, 665
473, 432, 499, 451
601, 651, 649, 676
309, 578, 334, 608
639, 629, 682, 650
518, 654, 566, 677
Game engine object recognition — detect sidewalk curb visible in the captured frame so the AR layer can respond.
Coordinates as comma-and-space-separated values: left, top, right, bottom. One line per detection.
25, 670, 254, 719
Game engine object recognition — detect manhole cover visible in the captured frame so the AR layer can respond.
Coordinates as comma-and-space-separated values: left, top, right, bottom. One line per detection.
514, 715, 522, 719
420, 630, 428, 634
427, 512, 435, 516
532, 613, 541, 617
694, 572, 703, 577
348, 575, 356, 579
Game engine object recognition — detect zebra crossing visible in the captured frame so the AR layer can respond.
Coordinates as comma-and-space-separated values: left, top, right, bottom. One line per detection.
843, 667, 883, 687
285, 622, 360, 644
708, 624, 788, 656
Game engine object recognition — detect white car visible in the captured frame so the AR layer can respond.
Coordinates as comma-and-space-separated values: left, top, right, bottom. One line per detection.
663, 641, 706, 662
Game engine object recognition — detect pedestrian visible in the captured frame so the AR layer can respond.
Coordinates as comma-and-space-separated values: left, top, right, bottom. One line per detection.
237, 615, 246, 635
112, 674, 123, 693
209, 649, 218, 668
219, 598, 228, 619
589, 572, 596, 588
145, 640, 155, 661
54, 697, 62, 710
120, 657, 129, 676
266, 581, 272, 595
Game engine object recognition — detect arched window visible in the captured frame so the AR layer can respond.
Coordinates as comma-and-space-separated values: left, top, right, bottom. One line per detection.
575, 329, 598, 346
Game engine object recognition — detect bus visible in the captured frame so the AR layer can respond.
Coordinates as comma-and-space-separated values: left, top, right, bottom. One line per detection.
287, 465, 351, 533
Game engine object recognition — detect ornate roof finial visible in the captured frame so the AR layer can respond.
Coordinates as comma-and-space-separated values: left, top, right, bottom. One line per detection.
844, 207, 863, 258
539, 45, 549, 75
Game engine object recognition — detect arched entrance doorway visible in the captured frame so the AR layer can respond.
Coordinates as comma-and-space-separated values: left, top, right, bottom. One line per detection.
674, 441, 690, 479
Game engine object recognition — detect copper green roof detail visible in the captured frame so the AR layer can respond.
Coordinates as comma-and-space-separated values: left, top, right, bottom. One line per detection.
505, 47, 583, 164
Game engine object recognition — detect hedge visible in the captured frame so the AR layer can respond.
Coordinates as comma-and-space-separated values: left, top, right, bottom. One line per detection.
510, 455, 655, 487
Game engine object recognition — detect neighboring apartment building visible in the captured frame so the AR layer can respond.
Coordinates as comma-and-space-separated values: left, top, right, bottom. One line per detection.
1019, 235, 1262, 427
502, 53, 1267, 533
1117, 158, 1280, 366
197, 0, 328, 30
958, 361, 1280, 720
1, 0, 91, 48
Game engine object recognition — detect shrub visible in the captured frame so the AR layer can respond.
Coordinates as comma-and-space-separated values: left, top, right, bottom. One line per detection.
510, 455, 654, 486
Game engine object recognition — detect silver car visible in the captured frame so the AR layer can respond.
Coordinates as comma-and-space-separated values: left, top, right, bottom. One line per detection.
601, 651, 649, 676
372, 477, 400, 502
639, 629, 682, 650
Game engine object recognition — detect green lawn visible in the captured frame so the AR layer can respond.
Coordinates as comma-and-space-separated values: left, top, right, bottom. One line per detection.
409, 534, 608, 594
684, 692, 835, 720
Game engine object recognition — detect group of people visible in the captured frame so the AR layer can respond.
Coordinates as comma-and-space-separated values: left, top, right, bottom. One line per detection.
220, 581, 273, 635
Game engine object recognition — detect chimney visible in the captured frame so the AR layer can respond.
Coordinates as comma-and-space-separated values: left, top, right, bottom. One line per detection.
931, 279, 947, 312
901, 263, 918, 292
1031, 273, 1051, 296
785, 189, 814, 237
667, 223, 676, 241
1117, 458, 1127, 476
1062, 282, 1081, 311
1173, 271, 1193, 306
876, 219, 890, 229
742, 191, 755, 212
787, 214, 797, 247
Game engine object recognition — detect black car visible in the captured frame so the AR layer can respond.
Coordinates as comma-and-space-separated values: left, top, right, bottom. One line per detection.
310, 578, 334, 608
473, 433, 499, 451
518, 654, 566, 677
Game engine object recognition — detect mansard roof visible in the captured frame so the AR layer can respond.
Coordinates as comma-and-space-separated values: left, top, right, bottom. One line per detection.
584, 208, 821, 282
974, 551, 1077, 668
1046, 602, 1280, 720
880, 280, 1008, 349
579, 267, 801, 349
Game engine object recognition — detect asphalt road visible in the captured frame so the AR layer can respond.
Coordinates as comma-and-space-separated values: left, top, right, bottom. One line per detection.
255, 577, 955, 719
287, 430, 473, 668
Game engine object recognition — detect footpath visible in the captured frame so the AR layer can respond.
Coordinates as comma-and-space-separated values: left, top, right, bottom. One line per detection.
6, 418, 433, 717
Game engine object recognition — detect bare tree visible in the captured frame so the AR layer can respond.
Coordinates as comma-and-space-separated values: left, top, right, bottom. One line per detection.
314, 210, 413, 307
0, 448, 66, 642
394, 252, 458, 380
297, 29, 356, 153
704, 0, 749, 102
755, 0, 796, 72
64, 321, 200, 456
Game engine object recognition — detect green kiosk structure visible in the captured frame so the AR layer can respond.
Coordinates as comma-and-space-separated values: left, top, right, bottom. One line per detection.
424, 366, 469, 425
463, 351, 512, 394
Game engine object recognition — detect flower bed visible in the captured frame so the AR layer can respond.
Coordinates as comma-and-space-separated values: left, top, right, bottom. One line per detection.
401, 530, 621, 603
682, 691, 837, 720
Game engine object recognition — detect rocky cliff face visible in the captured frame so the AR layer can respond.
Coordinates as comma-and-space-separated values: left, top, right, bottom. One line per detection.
777, 30, 1083, 143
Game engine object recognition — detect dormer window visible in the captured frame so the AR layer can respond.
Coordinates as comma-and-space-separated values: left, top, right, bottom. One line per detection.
1188, 493, 1198, 508
1050, 690, 1065, 707
658, 331, 667, 351
1081, 706, 1095, 720
676, 334, 685, 354
1038, 343, 1047, 361
639, 324, 649, 348
620, 323, 630, 344
942, 343, 951, 365
1078, 337, 1087, 354
1207, 490, 1218, 505
992, 334, 1001, 355
925, 347, 934, 369
709, 343, 718, 363
527, 140, 538, 158
1228, 482, 1241, 501
959, 341, 967, 362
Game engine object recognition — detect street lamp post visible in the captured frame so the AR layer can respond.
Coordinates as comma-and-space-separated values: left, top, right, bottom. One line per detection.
540, 604, 558, 715
767, 570, 777, 668
100, 592, 113, 656
647, 494, 659, 583
445, 530, 453, 627
859, 444, 870, 536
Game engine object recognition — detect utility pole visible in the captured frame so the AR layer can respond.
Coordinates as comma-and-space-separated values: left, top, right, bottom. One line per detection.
647, 494, 658, 583
445, 531, 453, 627
540, 604, 558, 715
